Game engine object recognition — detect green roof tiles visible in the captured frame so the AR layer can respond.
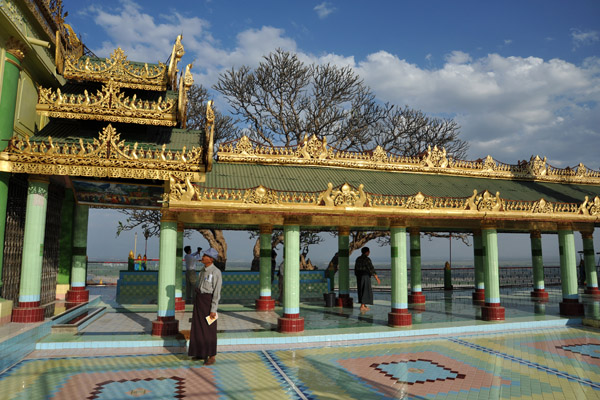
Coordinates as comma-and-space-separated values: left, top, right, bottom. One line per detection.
203, 162, 600, 203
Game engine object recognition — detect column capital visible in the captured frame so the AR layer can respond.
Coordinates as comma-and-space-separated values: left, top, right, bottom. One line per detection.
161, 210, 178, 223
338, 226, 350, 236
259, 224, 273, 234
28, 175, 50, 184
530, 230, 542, 239
557, 222, 573, 231
481, 220, 497, 230
6, 37, 27, 62
408, 227, 420, 236
473, 229, 482, 236
283, 216, 300, 226
581, 231, 594, 240
177, 221, 185, 231
390, 219, 406, 228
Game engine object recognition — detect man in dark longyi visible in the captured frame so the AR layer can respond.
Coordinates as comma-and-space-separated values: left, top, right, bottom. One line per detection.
354, 247, 380, 311
188, 248, 222, 365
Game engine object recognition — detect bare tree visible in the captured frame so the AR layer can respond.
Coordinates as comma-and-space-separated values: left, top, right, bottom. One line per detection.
214, 49, 390, 149
249, 230, 324, 270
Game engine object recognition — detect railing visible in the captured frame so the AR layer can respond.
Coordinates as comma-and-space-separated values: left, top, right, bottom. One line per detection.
87, 261, 575, 289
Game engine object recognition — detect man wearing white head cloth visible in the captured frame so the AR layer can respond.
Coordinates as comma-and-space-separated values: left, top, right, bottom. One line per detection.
188, 248, 222, 365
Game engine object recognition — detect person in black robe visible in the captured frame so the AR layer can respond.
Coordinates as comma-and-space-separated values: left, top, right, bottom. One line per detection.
354, 247, 380, 311
188, 248, 222, 365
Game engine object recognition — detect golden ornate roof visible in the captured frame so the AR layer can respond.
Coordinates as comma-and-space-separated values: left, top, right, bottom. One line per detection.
218, 135, 600, 186
36, 79, 178, 126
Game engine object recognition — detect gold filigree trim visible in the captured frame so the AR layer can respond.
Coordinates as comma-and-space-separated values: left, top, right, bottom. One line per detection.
579, 196, 600, 216
243, 185, 280, 204
1, 124, 204, 180
61, 47, 170, 90
37, 79, 177, 126
317, 183, 368, 207
465, 190, 503, 212
218, 136, 600, 185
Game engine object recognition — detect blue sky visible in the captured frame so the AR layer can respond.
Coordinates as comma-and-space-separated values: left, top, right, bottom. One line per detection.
59, 0, 600, 264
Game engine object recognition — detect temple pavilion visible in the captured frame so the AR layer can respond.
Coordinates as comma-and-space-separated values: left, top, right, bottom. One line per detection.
1, 0, 600, 336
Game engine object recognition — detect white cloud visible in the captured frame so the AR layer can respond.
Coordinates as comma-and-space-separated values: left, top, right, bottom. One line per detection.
314, 2, 336, 19
572, 29, 600, 49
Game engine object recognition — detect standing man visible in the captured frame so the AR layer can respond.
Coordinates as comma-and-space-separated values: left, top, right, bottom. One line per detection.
354, 247, 380, 311
184, 245, 202, 304
189, 248, 223, 365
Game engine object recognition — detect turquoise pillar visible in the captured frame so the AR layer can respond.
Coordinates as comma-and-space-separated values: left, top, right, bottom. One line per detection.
175, 222, 184, 311
582, 230, 599, 295
472, 230, 485, 301
481, 225, 505, 320
256, 224, 275, 310
66, 204, 89, 304
558, 226, 583, 316
408, 228, 425, 304
388, 224, 411, 326
277, 223, 304, 332
530, 231, 549, 300
0, 38, 27, 290
337, 227, 352, 307
12, 176, 49, 322
151, 212, 179, 336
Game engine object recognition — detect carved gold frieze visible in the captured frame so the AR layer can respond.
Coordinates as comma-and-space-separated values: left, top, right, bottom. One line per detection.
60, 47, 171, 90
0, 124, 204, 180
317, 183, 368, 207
164, 181, 597, 223
37, 79, 177, 126
218, 136, 600, 185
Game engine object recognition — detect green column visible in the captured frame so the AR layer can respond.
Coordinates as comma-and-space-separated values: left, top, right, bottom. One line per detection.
175, 222, 184, 302
530, 231, 546, 294
473, 231, 484, 291
70, 204, 89, 290
338, 227, 350, 296
482, 228, 500, 304
283, 224, 300, 316
157, 213, 177, 318
0, 39, 27, 289
390, 226, 408, 310
57, 189, 75, 285
259, 225, 272, 298
409, 227, 424, 303
559, 228, 579, 300
388, 224, 411, 326
582, 231, 599, 293
17, 176, 49, 305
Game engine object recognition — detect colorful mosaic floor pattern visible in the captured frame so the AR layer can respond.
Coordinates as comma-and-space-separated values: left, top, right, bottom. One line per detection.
2, 327, 600, 399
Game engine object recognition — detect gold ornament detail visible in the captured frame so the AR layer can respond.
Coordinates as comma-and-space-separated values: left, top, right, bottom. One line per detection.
405, 192, 434, 209
243, 186, 280, 204
579, 196, 600, 216
37, 79, 177, 126
465, 190, 503, 212
5, 36, 27, 61
169, 175, 197, 202
61, 47, 170, 90
218, 137, 600, 185
1, 124, 204, 181
531, 198, 554, 213
318, 183, 368, 207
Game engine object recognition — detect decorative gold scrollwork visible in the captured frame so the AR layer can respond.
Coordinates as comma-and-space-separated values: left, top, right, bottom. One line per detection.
318, 182, 368, 207
298, 135, 330, 160
531, 198, 553, 213
465, 190, 503, 212
423, 145, 448, 168
169, 175, 196, 202
236, 136, 254, 154
405, 192, 434, 209
372, 146, 388, 163
243, 185, 280, 204
580, 196, 600, 216
528, 155, 547, 176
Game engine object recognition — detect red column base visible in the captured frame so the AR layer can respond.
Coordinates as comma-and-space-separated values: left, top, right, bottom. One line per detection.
412, 304, 426, 312
66, 287, 89, 303
336, 294, 354, 308
472, 289, 485, 302
12, 301, 44, 323
559, 298, 584, 316
278, 313, 304, 333
152, 316, 179, 337
255, 296, 276, 311
175, 297, 186, 312
482, 303, 505, 321
585, 287, 600, 296
530, 288, 549, 301
408, 291, 426, 304
388, 308, 412, 327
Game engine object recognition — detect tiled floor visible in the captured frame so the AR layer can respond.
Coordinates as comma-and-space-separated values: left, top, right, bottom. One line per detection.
2, 286, 600, 399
